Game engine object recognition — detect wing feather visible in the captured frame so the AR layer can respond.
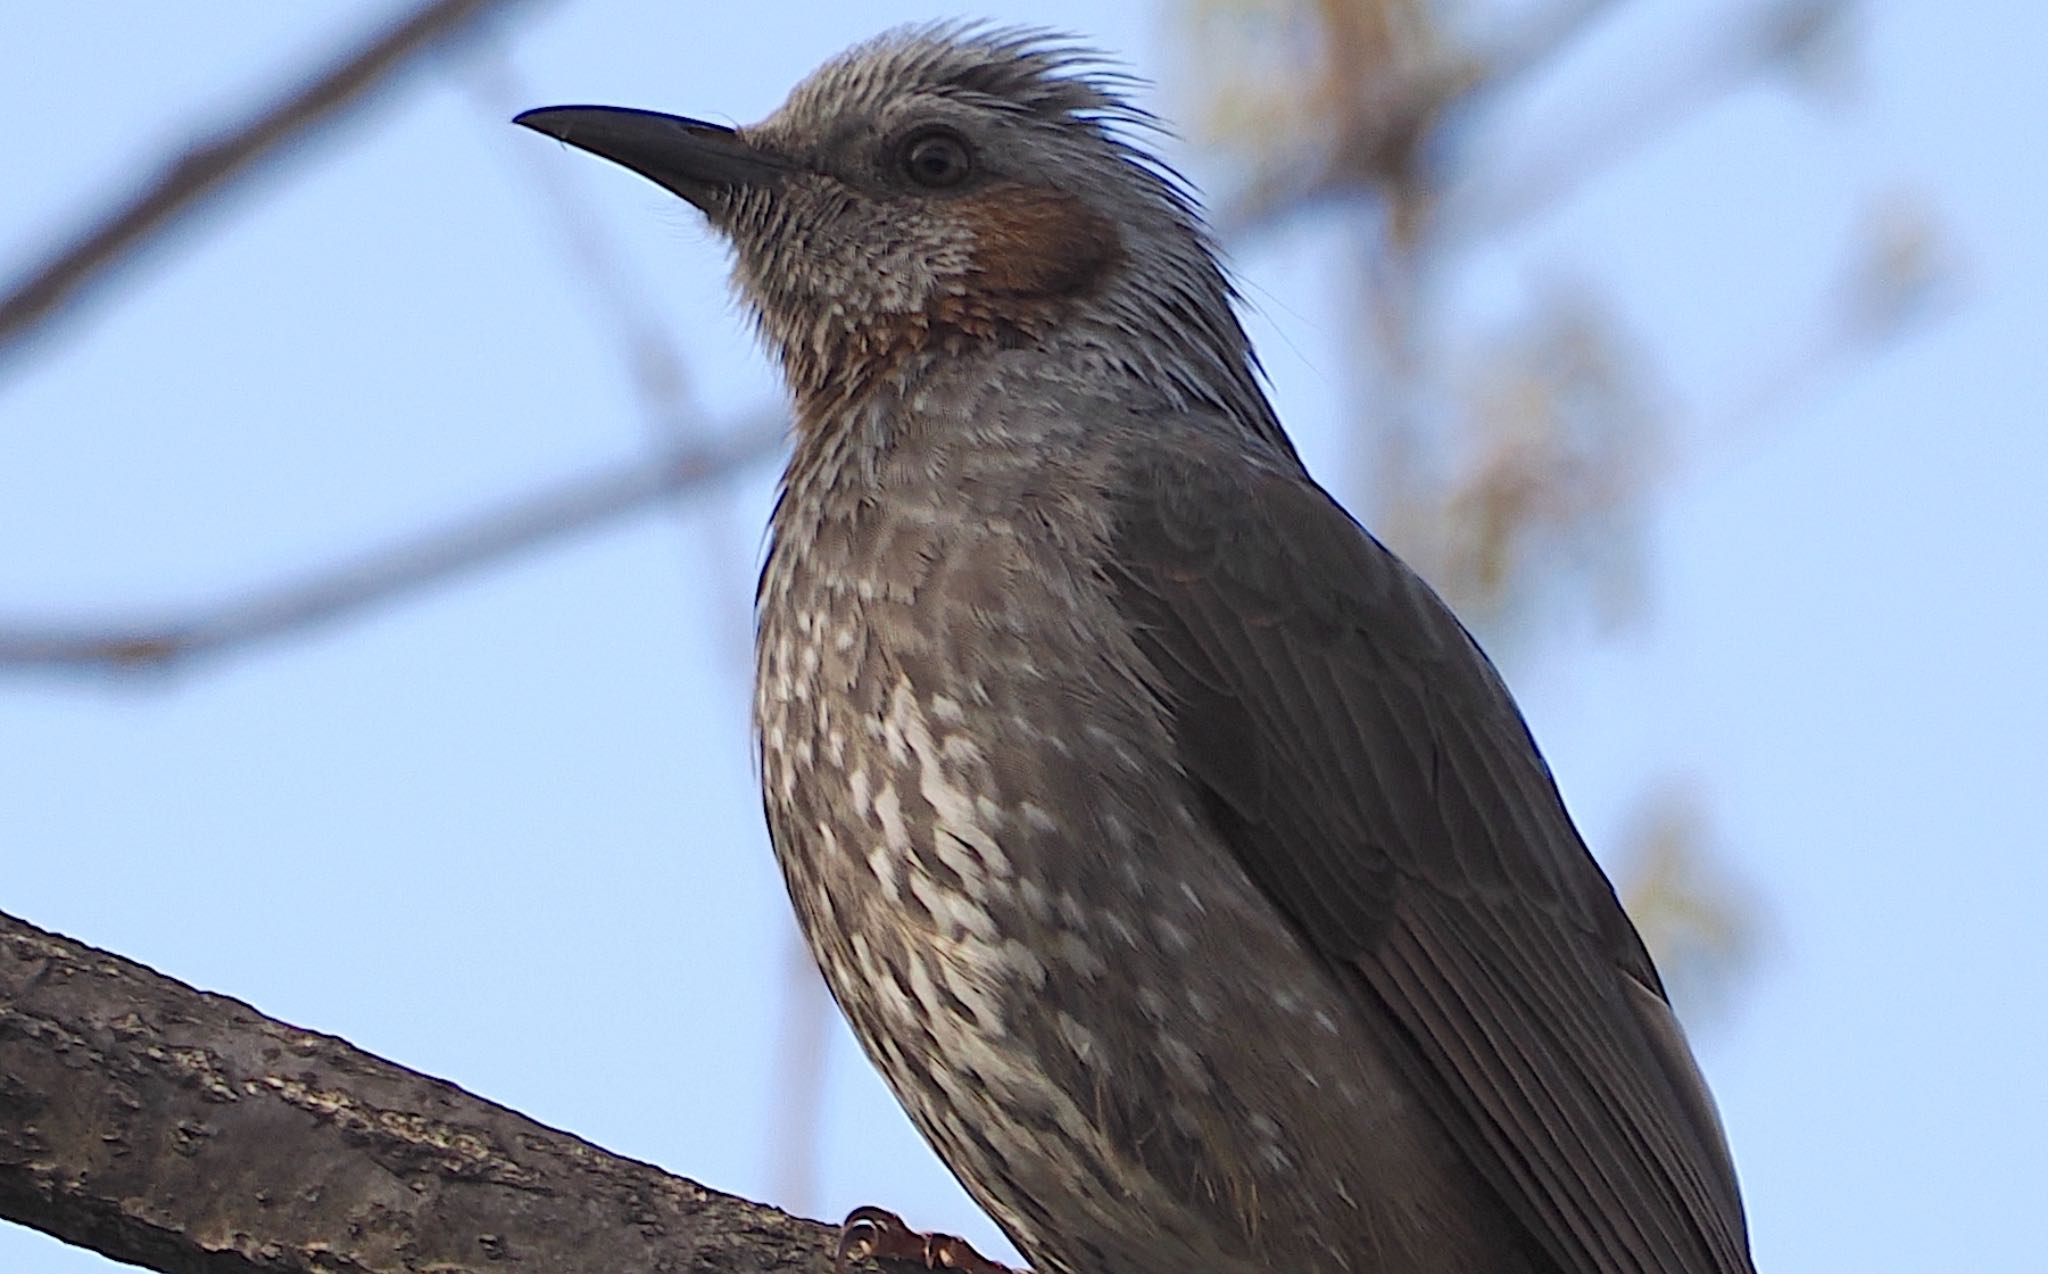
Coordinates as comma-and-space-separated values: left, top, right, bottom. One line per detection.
1105, 434, 1753, 1274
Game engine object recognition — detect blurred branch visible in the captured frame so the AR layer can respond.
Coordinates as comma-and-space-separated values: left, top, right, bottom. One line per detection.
1214, 0, 1850, 245
1409, 197, 1952, 631
1708, 192, 1958, 454
0, 0, 537, 370
0, 422, 782, 677
1441, 0, 1855, 243
1425, 286, 1661, 627
1484, 0, 1624, 87
1617, 788, 1761, 1019
767, 932, 834, 1211
0, 909, 856, 1274
472, 57, 836, 1211
471, 56, 708, 450
1213, 0, 1623, 238
472, 55, 764, 673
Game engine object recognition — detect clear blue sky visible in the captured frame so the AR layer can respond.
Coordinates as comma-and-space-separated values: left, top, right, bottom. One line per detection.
4, 2, 2044, 1271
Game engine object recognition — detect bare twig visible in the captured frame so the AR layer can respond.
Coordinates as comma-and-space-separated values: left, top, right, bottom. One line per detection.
1212, 0, 1622, 239
1215, 0, 1847, 245
766, 933, 834, 1211
0, 0, 538, 368
470, 56, 708, 450
475, 62, 834, 1210
1441, 0, 1856, 244
472, 57, 763, 675
1706, 194, 1959, 459
0, 421, 783, 676
1482, 0, 1626, 87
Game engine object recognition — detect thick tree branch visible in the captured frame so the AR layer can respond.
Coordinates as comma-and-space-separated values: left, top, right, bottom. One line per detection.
0, 0, 537, 368
0, 908, 859, 1273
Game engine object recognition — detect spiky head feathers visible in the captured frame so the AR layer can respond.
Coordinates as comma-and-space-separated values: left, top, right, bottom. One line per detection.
715, 25, 1267, 424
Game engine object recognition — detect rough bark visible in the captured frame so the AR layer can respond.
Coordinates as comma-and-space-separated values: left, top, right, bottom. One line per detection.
0, 909, 849, 1273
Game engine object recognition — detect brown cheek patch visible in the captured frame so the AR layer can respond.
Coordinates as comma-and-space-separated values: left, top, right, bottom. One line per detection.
783, 184, 1121, 427
959, 182, 1122, 299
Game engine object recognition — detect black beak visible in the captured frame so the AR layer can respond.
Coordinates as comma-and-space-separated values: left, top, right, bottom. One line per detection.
513, 106, 791, 208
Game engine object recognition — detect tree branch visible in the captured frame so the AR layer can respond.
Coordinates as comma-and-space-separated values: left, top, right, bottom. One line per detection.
1210, 0, 1625, 240
1440, 0, 1855, 244
0, 908, 857, 1273
1214, 0, 1846, 244
0, 422, 783, 677
0, 0, 537, 368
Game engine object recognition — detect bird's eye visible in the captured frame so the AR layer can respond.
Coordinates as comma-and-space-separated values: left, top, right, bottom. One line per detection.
900, 128, 974, 190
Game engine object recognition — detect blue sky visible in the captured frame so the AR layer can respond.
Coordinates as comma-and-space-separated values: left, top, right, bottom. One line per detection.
3, 2, 2044, 1271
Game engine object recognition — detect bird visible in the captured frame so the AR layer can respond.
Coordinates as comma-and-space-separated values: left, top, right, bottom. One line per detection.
516, 23, 1756, 1274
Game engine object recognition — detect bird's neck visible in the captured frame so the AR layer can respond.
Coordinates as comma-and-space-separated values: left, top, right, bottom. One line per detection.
773, 309, 1290, 468
769, 298, 1054, 437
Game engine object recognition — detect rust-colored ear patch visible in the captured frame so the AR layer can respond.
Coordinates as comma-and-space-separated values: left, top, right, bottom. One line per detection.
960, 182, 1122, 300
780, 182, 1124, 426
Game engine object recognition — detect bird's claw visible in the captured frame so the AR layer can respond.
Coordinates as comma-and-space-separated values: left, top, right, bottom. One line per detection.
836, 1206, 912, 1269
835, 1206, 1019, 1273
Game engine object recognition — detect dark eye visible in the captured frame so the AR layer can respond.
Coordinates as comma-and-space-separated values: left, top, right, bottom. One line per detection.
901, 128, 973, 189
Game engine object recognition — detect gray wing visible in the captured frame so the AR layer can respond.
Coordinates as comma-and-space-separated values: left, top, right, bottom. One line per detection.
1104, 432, 1754, 1274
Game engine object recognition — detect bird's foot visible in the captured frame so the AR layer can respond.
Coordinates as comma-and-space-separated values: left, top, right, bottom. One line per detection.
835, 1206, 1020, 1273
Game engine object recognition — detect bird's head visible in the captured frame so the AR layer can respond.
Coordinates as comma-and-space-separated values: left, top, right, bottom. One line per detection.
518, 24, 1274, 431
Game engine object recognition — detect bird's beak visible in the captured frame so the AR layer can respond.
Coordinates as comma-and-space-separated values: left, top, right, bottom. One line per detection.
513, 106, 791, 209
